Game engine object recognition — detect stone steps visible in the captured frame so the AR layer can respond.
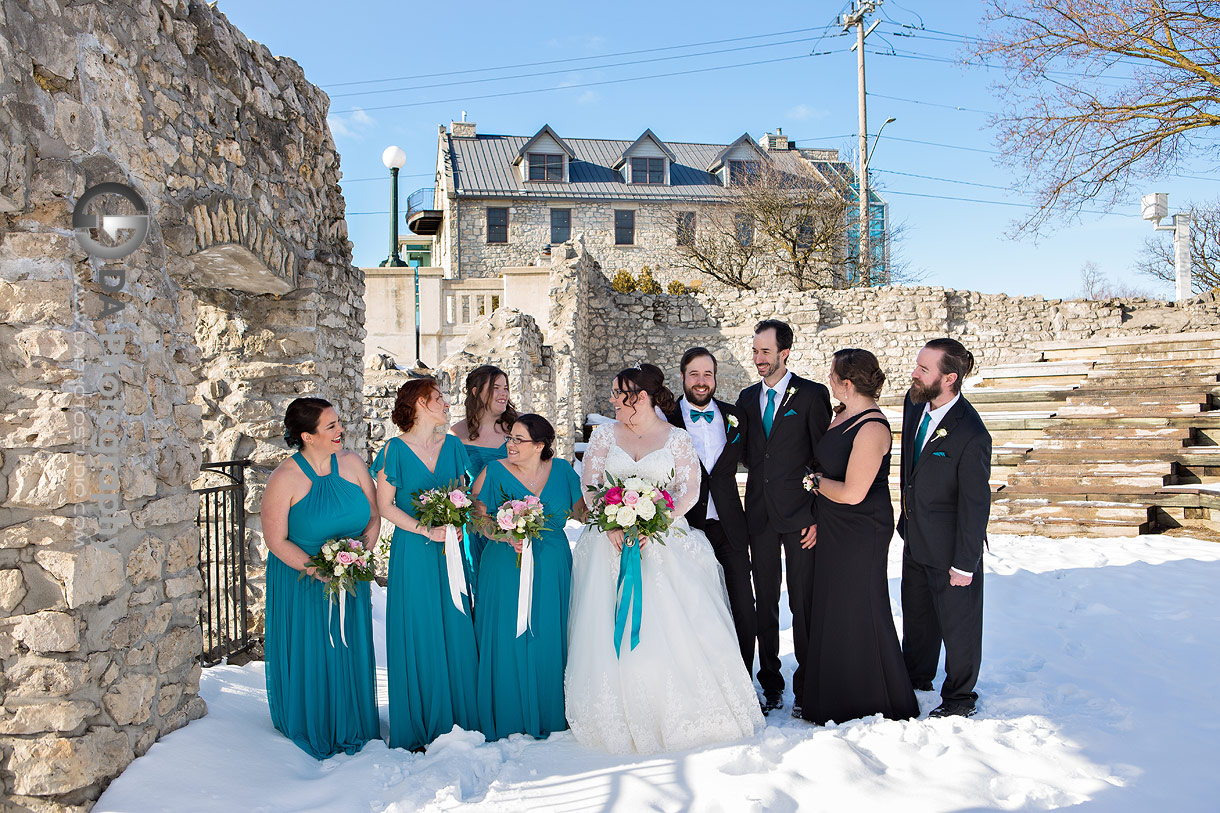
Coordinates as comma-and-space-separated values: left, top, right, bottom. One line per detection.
987, 517, 1147, 538
1085, 370, 1220, 385
1023, 447, 1220, 465
1006, 472, 1170, 490
1056, 402, 1207, 418
990, 497, 1153, 523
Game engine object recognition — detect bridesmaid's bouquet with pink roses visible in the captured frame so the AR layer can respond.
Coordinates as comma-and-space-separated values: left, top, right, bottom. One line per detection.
300, 536, 387, 602
586, 472, 679, 546
412, 481, 475, 547
493, 493, 547, 567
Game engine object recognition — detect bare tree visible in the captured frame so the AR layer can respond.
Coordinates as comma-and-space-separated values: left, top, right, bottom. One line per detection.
971, 1, 1220, 233
1077, 260, 1156, 299
1134, 198, 1220, 292
664, 202, 764, 290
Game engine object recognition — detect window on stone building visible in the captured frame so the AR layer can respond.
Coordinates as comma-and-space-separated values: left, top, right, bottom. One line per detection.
676, 211, 696, 247
528, 153, 564, 182
729, 160, 760, 185
615, 210, 635, 245
630, 156, 665, 184
550, 209, 571, 244
735, 213, 754, 247
487, 207, 508, 243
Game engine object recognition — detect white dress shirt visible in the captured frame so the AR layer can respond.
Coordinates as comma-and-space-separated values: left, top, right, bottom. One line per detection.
916, 392, 972, 578
679, 396, 725, 521
758, 369, 795, 420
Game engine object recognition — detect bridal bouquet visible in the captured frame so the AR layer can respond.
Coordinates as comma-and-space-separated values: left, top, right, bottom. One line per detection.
586, 472, 680, 656
493, 492, 549, 637
411, 480, 474, 614
586, 473, 677, 546
299, 535, 388, 647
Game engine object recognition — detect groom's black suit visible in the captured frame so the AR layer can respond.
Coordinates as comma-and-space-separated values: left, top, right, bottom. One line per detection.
898, 391, 991, 708
737, 374, 832, 701
667, 399, 756, 670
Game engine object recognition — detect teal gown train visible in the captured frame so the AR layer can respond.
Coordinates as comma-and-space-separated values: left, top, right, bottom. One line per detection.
371, 435, 481, 750
475, 458, 581, 740
264, 452, 378, 759
461, 440, 508, 594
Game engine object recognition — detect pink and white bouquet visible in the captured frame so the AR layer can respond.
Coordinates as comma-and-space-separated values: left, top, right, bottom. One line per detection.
586, 472, 678, 546
300, 535, 388, 647
494, 493, 547, 567
410, 480, 474, 614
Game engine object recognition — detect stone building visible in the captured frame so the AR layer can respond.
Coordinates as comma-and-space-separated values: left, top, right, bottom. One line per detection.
412, 120, 887, 285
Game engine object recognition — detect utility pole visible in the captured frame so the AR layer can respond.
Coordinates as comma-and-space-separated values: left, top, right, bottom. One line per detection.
843, 0, 882, 284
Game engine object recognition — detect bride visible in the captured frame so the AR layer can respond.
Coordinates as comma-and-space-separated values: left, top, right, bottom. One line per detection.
565, 364, 764, 753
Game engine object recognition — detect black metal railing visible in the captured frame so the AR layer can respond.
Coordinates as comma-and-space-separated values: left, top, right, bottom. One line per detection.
405, 186, 436, 218
195, 459, 253, 666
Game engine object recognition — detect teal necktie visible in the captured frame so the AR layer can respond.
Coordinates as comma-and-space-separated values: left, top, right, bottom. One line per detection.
762, 388, 776, 437
912, 411, 932, 458
689, 409, 713, 423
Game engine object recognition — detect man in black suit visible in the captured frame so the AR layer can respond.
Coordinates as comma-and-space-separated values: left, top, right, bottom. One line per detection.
737, 319, 832, 715
667, 347, 755, 671
898, 337, 992, 718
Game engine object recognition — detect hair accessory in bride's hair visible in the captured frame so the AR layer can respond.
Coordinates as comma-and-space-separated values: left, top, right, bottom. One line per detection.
633, 362, 642, 370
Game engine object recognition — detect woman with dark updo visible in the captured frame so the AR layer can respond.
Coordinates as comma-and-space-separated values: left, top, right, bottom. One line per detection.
261, 397, 380, 759
370, 377, 480, 751
470, 414, 583, 740
801, 348, 918, 726
450, 365, 518, 589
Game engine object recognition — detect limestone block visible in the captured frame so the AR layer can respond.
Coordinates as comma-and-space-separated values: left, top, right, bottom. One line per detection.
126, 641, 155, 666
163, 694, 207, 734
131, 491, 198, 529
0, 567, 27, 612
6, 657, 90, 698
156, 684, 184, 717
144, 604, 173, 637
156, 625, 202, 673
7, 451, 78, 509
165, 571, 202, 599
8, 727, 134, 796
165, 529, 198, 573
0, 699, 97, 734
0, 279, 76, 323
12, 610, 80, 652
34, 543, 125, 608
103, 673, 157, 726
15, 326, 76, 362
126, 537, 165, 584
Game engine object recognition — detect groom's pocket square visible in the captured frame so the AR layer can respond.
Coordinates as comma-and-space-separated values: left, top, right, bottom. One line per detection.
932, 451, 947, 457
731, 435, 741, 444
784, 409, 797, 417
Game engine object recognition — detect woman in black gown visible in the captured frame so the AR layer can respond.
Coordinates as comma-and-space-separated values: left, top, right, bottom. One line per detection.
801, 348, 918, 726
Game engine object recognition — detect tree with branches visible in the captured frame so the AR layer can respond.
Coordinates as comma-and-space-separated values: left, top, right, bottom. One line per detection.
972, 1, 1220, 233
1134, 198, 1220, 292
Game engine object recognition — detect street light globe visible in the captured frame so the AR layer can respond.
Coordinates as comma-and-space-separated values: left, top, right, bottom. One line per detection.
382, 146, 407, 170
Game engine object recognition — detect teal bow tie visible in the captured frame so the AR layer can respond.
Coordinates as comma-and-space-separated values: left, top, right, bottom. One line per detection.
689, 409, 714, 423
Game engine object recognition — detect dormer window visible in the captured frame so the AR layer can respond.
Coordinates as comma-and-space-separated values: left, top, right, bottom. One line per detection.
630, 157, 665, 185
528, 153, 564, 182
729, 160, 760, 185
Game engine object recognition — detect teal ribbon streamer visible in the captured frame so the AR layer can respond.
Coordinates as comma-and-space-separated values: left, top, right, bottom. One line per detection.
613, 534, 643, 657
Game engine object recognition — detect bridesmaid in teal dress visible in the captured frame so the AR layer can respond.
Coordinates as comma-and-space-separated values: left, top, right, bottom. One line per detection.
472, 414, 584, 741
261, 397, 381, 759
372, 377, 481, 751
450, 365, 516, 591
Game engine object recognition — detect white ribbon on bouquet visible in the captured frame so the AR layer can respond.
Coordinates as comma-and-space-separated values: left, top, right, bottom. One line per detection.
516, 539, 534, 638
326, 593, 349, 648
444, 524, 469, 615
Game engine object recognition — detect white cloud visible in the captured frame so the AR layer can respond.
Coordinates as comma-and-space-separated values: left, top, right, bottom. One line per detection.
785, 104, 826, 121
327, 107, 376, 140
577, 90, 599, 104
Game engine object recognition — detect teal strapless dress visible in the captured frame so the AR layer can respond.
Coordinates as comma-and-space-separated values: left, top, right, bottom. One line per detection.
475, 458, 581, 741
264, 452, 378, 759
371, 435, 481, 750
462, 440, 508, 592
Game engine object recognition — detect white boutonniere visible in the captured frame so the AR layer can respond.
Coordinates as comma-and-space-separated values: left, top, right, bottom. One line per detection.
726, 414, 739, 429
933, 428, 948, 441
780, 385, 798, 408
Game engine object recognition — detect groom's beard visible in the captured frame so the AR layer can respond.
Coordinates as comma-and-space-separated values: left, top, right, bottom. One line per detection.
684, 384, 716, 408
908, 378, 942, 405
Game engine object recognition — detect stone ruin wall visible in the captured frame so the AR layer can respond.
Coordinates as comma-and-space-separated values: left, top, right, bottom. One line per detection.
0, 1, 363, 808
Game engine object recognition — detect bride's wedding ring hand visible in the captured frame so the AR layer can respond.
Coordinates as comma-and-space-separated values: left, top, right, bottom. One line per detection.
608, 528, 626, 552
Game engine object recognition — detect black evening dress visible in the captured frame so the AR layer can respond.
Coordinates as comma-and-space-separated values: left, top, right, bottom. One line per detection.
801, 408, 918, 726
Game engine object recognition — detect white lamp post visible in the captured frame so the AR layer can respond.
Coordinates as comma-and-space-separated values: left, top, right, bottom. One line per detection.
1142, 192, 1193, 301
379, 145, 407, 268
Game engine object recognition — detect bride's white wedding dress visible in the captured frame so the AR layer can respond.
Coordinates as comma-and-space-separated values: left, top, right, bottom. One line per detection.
565, 423, 765, 753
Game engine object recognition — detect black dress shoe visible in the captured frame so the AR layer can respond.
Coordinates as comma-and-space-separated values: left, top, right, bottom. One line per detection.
761, 692, 783, 715
912, 680, 934, 692
929, 702, 976, 719
791, 704, 803, 720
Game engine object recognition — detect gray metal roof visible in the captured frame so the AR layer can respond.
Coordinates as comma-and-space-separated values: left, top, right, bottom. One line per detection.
447, 132, 823, 201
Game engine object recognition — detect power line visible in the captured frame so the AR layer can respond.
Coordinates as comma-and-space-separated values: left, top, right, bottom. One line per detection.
339, 174, 434, 183
881, 135, 1001, 155
330, 36, 831, 99
872, 168, 1015, 191
883, 188, 1137, 217
867, 92, 994, 115
329, 53, 817, 115
323, 26, 837, 88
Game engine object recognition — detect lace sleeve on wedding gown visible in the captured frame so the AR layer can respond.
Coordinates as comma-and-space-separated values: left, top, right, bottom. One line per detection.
665, 428, 703, 519
581, 423, 614, 509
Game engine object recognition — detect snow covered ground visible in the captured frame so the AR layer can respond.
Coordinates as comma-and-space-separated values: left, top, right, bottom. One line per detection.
97, 533, 1220, 812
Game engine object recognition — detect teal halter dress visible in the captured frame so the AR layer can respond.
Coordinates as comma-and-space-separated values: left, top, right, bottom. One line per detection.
461, 440, 508, 590
475, 458, 581, 740
371, 435, 481, 750
264, 452, 378, 759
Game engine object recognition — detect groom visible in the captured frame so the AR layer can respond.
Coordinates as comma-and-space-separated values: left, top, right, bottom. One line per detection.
737, 319, 832, 715
667, 347, 756, 671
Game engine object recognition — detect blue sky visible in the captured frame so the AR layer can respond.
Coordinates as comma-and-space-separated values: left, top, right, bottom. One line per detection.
218, 0, 1213, 299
